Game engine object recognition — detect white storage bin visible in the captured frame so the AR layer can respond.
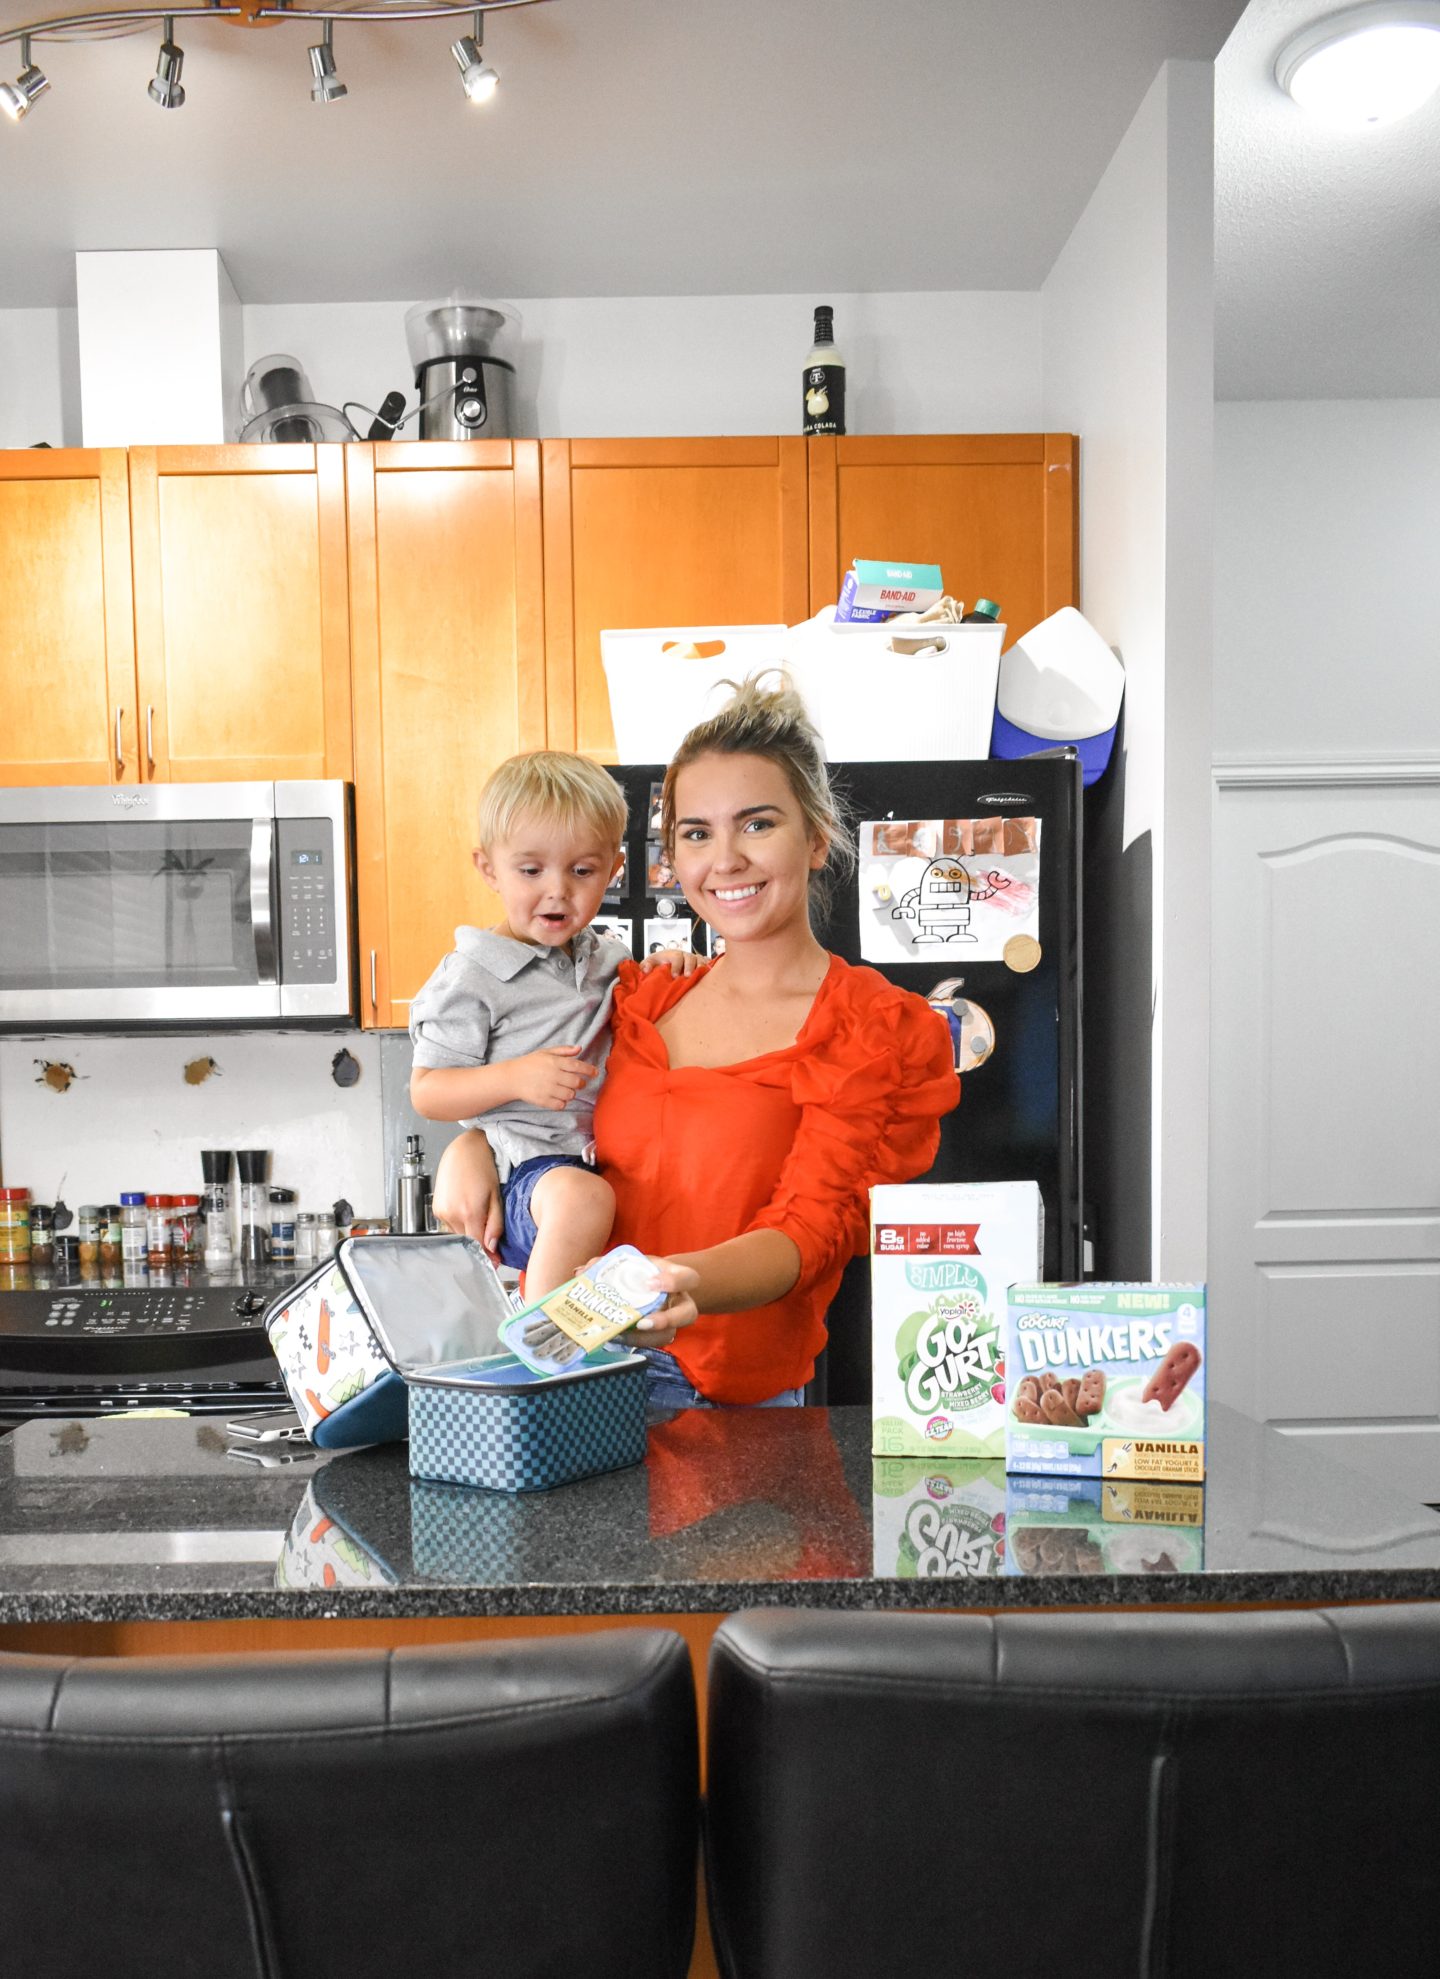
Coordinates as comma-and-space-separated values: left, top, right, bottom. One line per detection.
600, 625, 790, 763
786, 614, 1005, 762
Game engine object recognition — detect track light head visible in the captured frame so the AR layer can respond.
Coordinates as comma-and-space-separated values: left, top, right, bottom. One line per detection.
309, 19, 346, 105
1, 37, 50, 122
452, 13, 499, 103
148, 18, 185, 109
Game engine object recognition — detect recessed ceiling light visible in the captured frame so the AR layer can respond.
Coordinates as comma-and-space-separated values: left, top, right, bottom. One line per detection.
1276, 2, 1440, 126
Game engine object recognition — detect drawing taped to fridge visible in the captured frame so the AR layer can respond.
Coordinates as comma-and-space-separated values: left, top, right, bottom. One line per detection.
859, 817, 1041, 965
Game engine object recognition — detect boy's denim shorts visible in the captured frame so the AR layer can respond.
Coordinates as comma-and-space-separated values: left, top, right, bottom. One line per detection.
498, 1153, 590, 1270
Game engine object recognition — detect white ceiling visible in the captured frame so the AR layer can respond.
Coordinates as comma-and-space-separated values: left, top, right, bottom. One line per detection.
1215, 0, 1440, 397
0, 0, 1245, 304
3, 0, 1432, 400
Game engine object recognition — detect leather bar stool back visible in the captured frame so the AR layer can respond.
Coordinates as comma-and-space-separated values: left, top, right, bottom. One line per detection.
0, 1630, 698, 1979
707, 1605, 1440, 1979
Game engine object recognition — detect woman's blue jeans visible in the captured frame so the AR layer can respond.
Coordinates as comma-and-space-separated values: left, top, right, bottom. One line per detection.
641, 1348, 803, 1411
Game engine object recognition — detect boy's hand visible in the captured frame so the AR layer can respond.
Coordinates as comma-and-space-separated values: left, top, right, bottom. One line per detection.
511, 1045, 598, 1111
641, 947, 705, 977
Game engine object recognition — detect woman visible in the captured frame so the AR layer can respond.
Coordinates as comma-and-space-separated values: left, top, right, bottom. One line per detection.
434, 675, 960, 1408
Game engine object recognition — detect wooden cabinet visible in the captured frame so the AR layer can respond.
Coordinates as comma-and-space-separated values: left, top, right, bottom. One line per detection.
806, 434, 1078, 639
540, 438, 810, 759
128, 445, 353, 782
0, 450, 138, 784
347, 442, 547, 1027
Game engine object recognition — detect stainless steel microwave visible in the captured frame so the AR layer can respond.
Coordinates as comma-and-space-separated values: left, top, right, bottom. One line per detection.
0, 781, 358, 1030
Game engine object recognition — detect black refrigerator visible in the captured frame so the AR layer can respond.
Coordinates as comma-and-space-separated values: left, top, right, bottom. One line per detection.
602, 756, 1082, 1403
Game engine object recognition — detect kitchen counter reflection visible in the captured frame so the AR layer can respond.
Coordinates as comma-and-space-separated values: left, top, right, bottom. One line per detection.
1, 1403, 1438, 1624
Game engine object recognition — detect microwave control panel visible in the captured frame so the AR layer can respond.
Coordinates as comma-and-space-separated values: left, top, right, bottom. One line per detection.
278, 818, 337, 983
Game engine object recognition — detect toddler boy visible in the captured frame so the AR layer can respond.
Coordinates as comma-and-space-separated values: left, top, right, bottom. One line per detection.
409, 751, 636, 1298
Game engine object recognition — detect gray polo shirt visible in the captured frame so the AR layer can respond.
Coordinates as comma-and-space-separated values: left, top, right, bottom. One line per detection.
409, 925, 625, 1181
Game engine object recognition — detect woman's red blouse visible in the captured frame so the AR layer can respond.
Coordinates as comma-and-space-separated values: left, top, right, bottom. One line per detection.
594, 955, 961, 1404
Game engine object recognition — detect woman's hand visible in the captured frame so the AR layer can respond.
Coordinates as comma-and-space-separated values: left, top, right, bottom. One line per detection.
431, 1130, 503, 1258
632, 1257, 701, 1349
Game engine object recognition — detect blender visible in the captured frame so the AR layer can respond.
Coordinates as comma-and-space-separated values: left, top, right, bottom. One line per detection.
404, 299, 518, 440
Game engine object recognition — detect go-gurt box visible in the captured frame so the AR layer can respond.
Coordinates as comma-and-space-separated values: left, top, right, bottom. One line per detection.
872, 1457, 1007, 1580
1005, 1282, 1206, 1480
871, 1181, 1042, 1458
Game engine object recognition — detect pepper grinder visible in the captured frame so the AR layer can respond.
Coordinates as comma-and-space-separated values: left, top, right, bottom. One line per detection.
236, 1149, 270, 1267
398, 1134, 431, 1234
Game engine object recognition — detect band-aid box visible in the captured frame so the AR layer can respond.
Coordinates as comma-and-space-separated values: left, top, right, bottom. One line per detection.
871, 1181, 1043, 1458
1005, 1283, 1207, 1480
872, 1458, 1007, 1580
1005, 1475, 1205, 1579
836, 560, 944, 622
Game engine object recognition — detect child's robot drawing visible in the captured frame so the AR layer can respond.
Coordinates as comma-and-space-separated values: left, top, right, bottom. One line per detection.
891, 858, 1012, 944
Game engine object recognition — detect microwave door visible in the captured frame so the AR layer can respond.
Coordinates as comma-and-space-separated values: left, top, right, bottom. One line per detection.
0, 784, 283, 1029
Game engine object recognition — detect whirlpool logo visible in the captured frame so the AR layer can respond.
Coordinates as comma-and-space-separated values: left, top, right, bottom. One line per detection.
111, 791, 148, 809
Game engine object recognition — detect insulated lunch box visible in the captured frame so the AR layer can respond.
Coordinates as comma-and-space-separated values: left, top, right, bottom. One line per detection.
264, 1234, 648, 1491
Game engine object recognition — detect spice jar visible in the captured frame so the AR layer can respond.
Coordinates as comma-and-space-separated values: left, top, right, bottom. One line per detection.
99, 1205, 123, 1269
0, 1189, 30, 1264
268, 1187, 297, 1267
311, 1209, 337, 1262
120, 1193, 148, 1266
77, 1205, 102, 1268
29, 1204, 55, 1268
145, 1194, 174, 1270
172, 1194, 203, 1264
294, 1212, 318, 1267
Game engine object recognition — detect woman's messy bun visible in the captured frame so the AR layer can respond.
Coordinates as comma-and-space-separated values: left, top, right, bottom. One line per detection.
661, 671, 855, 925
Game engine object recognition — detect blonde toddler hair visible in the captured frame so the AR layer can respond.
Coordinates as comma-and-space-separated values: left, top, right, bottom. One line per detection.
661, 672, 855, 922
477, 750, 628, 853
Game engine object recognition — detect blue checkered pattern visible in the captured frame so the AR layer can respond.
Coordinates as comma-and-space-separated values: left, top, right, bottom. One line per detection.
409, 1478, 526, 1578
407, 1358, 647, 1492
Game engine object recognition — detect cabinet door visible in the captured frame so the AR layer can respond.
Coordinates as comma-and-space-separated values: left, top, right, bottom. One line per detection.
0, 449, 138, 785
542, 438, 809, 759
348, 442, 547, 1028
128, 445, 352, 783
807, 434, 1079, 637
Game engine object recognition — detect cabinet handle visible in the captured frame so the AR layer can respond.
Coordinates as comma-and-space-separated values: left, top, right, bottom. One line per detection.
145, 705, 155, 776
369, 948, 378, 1015
114, 706, 124, 776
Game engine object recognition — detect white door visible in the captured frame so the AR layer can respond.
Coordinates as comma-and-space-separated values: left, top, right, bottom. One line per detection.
1210, 766, 1440, 1500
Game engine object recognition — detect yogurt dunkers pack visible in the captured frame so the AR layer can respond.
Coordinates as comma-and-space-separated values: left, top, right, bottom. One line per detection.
1005, 1475, 1204, 1579
871, 1182, 1043, 1458
499, 1244, 666, 1377
1005, 1283, 1206, 1480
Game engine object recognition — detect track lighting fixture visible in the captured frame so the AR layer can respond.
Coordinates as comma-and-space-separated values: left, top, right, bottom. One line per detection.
0, 2, 549, 126
0, 35, 49, 122
308, 18, 346, 104
452, 11, 499, 103
147, 16, 185, 109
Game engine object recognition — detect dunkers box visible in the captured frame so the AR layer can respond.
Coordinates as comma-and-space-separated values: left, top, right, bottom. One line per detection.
1005, 1283, 1207, 1481
871, 1182, 1043, 1458
1006, 1476, 1204, 1580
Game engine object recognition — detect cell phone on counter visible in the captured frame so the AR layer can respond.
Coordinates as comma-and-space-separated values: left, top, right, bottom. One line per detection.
226, 1443, 319, 1470
225, 1411, 307, 1444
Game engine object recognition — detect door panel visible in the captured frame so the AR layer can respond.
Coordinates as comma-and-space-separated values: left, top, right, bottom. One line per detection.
1210, 771, 1440, 1499
807, 434, 1078, 638
0, 451, 138, 785
542, 438, 808, 760
348, 442, 546, 1027
129, 446, 352, 783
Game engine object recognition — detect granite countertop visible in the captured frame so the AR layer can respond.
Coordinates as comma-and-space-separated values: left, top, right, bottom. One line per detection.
0, 1402, 1438, 1625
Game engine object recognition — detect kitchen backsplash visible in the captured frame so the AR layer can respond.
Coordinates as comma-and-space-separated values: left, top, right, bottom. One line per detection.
0, 1030, 412, 1220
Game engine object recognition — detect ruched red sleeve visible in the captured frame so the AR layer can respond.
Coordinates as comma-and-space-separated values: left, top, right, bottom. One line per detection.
743, 974, 960, 1290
